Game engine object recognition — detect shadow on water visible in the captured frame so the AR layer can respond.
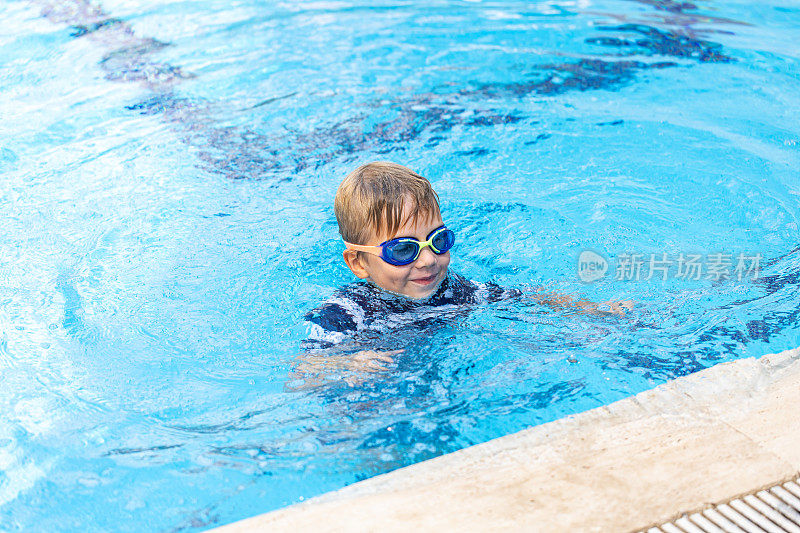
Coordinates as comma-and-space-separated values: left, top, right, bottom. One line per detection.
33, 0, 741, 180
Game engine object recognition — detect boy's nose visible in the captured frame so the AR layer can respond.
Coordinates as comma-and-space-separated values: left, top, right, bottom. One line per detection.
414, 246, 437, 267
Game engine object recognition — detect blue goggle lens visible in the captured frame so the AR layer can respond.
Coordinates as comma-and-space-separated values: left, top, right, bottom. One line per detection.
387, 241, 418, 264
382, 227, 455, 266
431, 228, 455, 252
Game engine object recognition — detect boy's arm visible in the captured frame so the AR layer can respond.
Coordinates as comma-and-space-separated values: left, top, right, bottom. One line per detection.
456, 275, 632, 315
528, 288, 634, 316
461, 274, 633, 316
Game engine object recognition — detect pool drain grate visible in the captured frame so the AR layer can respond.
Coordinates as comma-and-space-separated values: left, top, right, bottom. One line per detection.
643, 477, 800, 533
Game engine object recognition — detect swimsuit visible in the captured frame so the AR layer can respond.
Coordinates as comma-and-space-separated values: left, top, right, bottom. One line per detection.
302, 272, 521, 350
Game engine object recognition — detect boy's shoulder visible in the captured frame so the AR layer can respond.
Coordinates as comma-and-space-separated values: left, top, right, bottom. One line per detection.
303, 279, 415, 334
301, 281, 383, 349
426, 272, 521, 306
303, 281, 376, 332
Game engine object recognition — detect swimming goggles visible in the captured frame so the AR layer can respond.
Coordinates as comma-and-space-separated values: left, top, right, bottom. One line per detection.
345, 225, 455, 266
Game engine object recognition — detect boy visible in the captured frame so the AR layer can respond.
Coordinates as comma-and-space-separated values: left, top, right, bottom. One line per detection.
296, 161, 631, 383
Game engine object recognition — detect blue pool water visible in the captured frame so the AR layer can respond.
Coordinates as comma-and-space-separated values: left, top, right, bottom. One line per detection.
1, 0, 799, 530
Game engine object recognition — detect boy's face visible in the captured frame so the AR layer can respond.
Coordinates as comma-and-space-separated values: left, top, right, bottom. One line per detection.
344, 206, 450, 300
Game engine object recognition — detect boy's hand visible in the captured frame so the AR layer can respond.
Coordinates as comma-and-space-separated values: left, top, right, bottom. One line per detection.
289, 349, 404, 389
340, 349, 402, 372
339, 349, 402, 386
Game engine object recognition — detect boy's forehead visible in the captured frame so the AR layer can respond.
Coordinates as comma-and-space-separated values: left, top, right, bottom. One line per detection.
373, 208, 442, 240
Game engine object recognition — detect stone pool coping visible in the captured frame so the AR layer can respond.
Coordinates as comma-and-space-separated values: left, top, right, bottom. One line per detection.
214, 347, 800, 532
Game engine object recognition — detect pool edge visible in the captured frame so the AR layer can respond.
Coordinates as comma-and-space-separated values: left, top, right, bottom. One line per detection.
212, 348, 800, 532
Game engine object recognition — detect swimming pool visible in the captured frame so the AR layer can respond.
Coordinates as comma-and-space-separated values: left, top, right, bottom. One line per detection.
1, 0, 799, 530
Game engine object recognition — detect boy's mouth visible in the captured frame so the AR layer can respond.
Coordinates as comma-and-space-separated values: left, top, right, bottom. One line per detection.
410, 272, 439, 286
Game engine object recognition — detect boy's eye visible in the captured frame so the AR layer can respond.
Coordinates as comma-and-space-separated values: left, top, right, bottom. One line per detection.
431, 230, 454, 252
388, 241, 418, 261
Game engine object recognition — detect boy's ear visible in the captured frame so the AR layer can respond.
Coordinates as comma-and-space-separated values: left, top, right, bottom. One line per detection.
343, 249, 370, 279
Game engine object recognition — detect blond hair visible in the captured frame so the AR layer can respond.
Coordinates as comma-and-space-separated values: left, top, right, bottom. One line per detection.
334, 161, 441, 245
